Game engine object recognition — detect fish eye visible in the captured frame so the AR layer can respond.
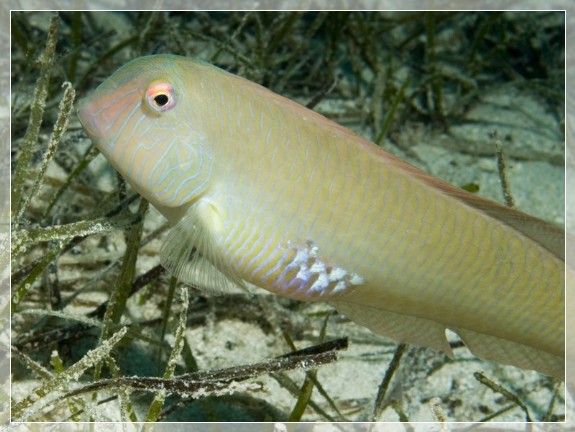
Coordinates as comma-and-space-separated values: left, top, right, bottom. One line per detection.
145, 81, 176, 112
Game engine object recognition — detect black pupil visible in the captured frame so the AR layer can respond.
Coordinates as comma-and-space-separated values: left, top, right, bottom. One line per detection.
154, 94, 169, 106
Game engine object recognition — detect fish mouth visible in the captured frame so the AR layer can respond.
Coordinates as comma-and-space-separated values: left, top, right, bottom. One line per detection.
77, 96, 103, 141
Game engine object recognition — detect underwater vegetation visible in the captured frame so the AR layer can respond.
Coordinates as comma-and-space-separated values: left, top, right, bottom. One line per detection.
10, 11, 565, 422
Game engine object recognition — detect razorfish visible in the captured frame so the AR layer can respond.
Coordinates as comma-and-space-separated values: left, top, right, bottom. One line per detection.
77, 54, 565, 379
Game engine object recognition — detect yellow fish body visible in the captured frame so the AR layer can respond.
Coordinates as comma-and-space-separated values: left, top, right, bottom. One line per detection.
78, 54, 564, 379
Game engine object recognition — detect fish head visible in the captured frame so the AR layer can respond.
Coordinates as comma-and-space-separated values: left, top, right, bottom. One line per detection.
77, 54, 215, 213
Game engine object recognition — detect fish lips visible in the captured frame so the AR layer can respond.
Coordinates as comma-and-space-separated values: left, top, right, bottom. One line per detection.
77, 96, 104, 142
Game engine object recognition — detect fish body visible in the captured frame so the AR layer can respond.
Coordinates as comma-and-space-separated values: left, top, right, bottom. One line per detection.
78, 54, 564, 378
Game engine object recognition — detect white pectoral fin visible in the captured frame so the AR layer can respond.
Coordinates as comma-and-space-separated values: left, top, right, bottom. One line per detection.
160, 200, 246, 294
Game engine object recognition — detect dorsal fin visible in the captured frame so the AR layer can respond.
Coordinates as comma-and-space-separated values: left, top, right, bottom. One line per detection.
371, 148, 565, 261
455, 193, 564, 261
424, 175, 564, 261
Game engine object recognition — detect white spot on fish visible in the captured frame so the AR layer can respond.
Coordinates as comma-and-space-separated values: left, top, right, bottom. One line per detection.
333, 280, 347, 293
328, 267, 347, 282
310, 261, 326, 273
310, 272, 330, 292
350, 273, 365, 285
276, 240, 365, 297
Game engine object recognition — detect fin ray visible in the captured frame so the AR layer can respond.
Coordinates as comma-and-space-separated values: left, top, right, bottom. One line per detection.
330, 300, 453, 355
454, 326, 564, 379
160, 202, 245, 294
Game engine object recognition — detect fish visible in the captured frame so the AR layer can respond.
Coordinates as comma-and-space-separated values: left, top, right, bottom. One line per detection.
77, 54, 565, 379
